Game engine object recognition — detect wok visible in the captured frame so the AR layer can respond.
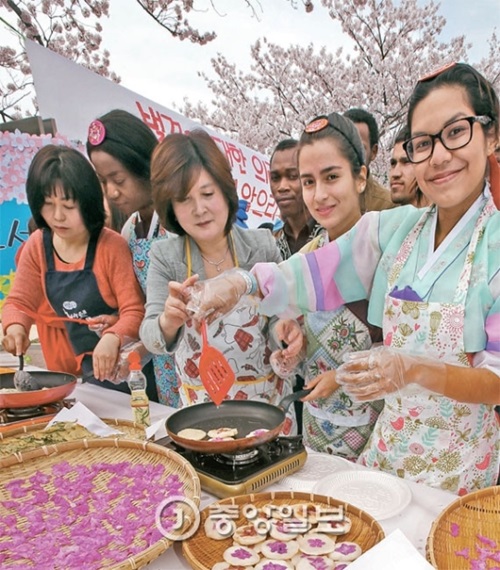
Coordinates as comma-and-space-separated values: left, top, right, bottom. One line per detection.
166, 389, 311, 454
0, 371, 77, 409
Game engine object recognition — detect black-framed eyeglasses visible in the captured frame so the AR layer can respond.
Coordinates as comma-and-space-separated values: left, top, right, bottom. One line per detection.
403, 115, 492, 164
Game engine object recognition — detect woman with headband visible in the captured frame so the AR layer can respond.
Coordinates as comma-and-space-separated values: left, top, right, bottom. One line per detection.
272, 112, 383, 458
86, 110, 177, 406
188, 63, 500, 493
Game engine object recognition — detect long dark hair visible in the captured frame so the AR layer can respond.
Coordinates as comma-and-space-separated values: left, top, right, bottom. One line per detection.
86, 109, 158, 182
407, 63, 499, 139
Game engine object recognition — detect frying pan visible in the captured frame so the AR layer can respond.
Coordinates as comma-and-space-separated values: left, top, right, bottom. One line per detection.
0, 371, 77, 409
166, 389, 311, 454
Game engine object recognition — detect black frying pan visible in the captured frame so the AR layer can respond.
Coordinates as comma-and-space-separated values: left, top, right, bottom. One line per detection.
166, 389, 310, 454
0, 371, 77, 409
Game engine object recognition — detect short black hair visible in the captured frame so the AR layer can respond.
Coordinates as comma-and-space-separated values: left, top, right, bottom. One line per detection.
27, 145, 105, 236
86, 109, 158, 181
270, 138, 299, 164
344, 108, 379, 147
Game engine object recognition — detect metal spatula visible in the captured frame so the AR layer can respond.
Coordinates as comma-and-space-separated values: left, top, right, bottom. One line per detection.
13, 354, 40, 391
199, 320, 235, 406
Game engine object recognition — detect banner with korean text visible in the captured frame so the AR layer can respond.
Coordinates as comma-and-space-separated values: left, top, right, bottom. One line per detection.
25, 40, 278, 229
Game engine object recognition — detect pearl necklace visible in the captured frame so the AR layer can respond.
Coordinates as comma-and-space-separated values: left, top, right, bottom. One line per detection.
200, 248, 229, 272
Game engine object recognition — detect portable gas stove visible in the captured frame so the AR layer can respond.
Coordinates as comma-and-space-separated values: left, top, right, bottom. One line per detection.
0, 399, 75, 432
157, 435, 307, 498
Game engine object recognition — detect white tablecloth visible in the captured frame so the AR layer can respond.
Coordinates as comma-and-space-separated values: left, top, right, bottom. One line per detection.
73, 382, 457, 569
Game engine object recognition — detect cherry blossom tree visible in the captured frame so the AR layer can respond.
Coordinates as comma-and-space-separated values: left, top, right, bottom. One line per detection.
180, 0, 500, 175
0, 0, 291, 121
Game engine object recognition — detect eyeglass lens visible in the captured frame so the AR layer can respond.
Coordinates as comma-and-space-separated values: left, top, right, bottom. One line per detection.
406, 117, 475, 163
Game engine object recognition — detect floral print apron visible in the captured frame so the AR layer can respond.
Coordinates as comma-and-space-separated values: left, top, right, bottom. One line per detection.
174, 238, 296, 435
124, 212, 179, 407
301, 231, 383, 459
359, 197, 499, 494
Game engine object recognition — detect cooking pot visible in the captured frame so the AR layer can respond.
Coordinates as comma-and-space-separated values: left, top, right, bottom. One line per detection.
0, 371, 77, 409
165, 389, 311, 454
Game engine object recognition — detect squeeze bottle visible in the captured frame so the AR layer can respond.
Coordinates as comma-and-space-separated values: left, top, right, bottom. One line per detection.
127, 351, 151, 427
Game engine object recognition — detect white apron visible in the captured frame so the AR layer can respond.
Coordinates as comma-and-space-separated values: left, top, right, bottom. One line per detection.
175, 237, 296, 435
359, 196, 499, 494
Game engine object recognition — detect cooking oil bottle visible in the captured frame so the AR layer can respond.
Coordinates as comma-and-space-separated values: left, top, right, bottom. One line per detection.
127, 351, 151, 427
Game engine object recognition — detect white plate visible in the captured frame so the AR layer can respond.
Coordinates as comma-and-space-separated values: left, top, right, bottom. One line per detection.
279, 452, 354, 492
312, 470, 412, 520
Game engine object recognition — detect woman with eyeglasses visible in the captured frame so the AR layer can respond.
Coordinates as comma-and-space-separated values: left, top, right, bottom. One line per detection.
187, 63, 500, 494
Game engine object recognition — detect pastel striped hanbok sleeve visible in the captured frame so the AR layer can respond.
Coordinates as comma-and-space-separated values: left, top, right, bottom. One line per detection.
252, 212, 383, 318
484, 268, 500, 354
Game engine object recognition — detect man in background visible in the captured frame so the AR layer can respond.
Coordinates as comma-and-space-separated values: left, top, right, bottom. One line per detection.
389, 126, 429, 208
269, 138, 317, 260
344, 108, 395, 213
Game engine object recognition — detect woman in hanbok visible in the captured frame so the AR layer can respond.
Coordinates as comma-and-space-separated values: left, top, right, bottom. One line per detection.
187, 63, 500, 494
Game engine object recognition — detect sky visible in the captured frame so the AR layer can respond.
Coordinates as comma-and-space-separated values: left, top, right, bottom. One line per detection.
102, 0, 500, 112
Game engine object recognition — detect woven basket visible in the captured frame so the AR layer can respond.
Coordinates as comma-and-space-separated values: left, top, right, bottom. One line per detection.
0, 418, 146, 459
182, 490, 385, 570
427, 485, 500, 569
0, 438, 201, 569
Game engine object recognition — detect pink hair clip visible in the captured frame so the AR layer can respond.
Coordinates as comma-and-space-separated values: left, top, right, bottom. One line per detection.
304, 116, 329, 134
419, 62, 456, 82
87, 119, 106, 146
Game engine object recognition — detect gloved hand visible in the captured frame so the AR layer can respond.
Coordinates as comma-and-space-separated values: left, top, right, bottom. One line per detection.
186, 269, 251, 324
270, 319, 305, 379
336, 346, 445, 402
107, 339, 152, 384
88, 314, 119, 336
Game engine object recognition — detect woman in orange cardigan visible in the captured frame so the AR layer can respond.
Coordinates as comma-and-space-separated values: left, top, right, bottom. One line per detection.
2, 145, 145, 392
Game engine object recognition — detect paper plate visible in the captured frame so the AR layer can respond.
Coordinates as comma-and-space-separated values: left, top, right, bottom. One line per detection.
280, 452, 355, 492
312, 470, 412, 520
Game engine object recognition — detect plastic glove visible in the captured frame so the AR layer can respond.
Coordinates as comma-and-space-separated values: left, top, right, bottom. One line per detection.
187, 269, 250, 324
88, 314, 119, 336
270, 349, 305, 379
106, 339, 152, 384
336, 346, 445, 402
160, 275, 199, 345
270, 319, 305, 379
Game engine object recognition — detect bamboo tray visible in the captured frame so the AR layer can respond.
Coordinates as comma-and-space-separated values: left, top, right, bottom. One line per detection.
0, 438, 201, 569
426, 485, 500, 569
182, 490, 385, 570
0, 418, 147, 459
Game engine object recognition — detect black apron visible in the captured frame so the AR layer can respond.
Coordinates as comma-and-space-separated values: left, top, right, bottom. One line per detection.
43, 229, 159, 401
43, 228, 127, 391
